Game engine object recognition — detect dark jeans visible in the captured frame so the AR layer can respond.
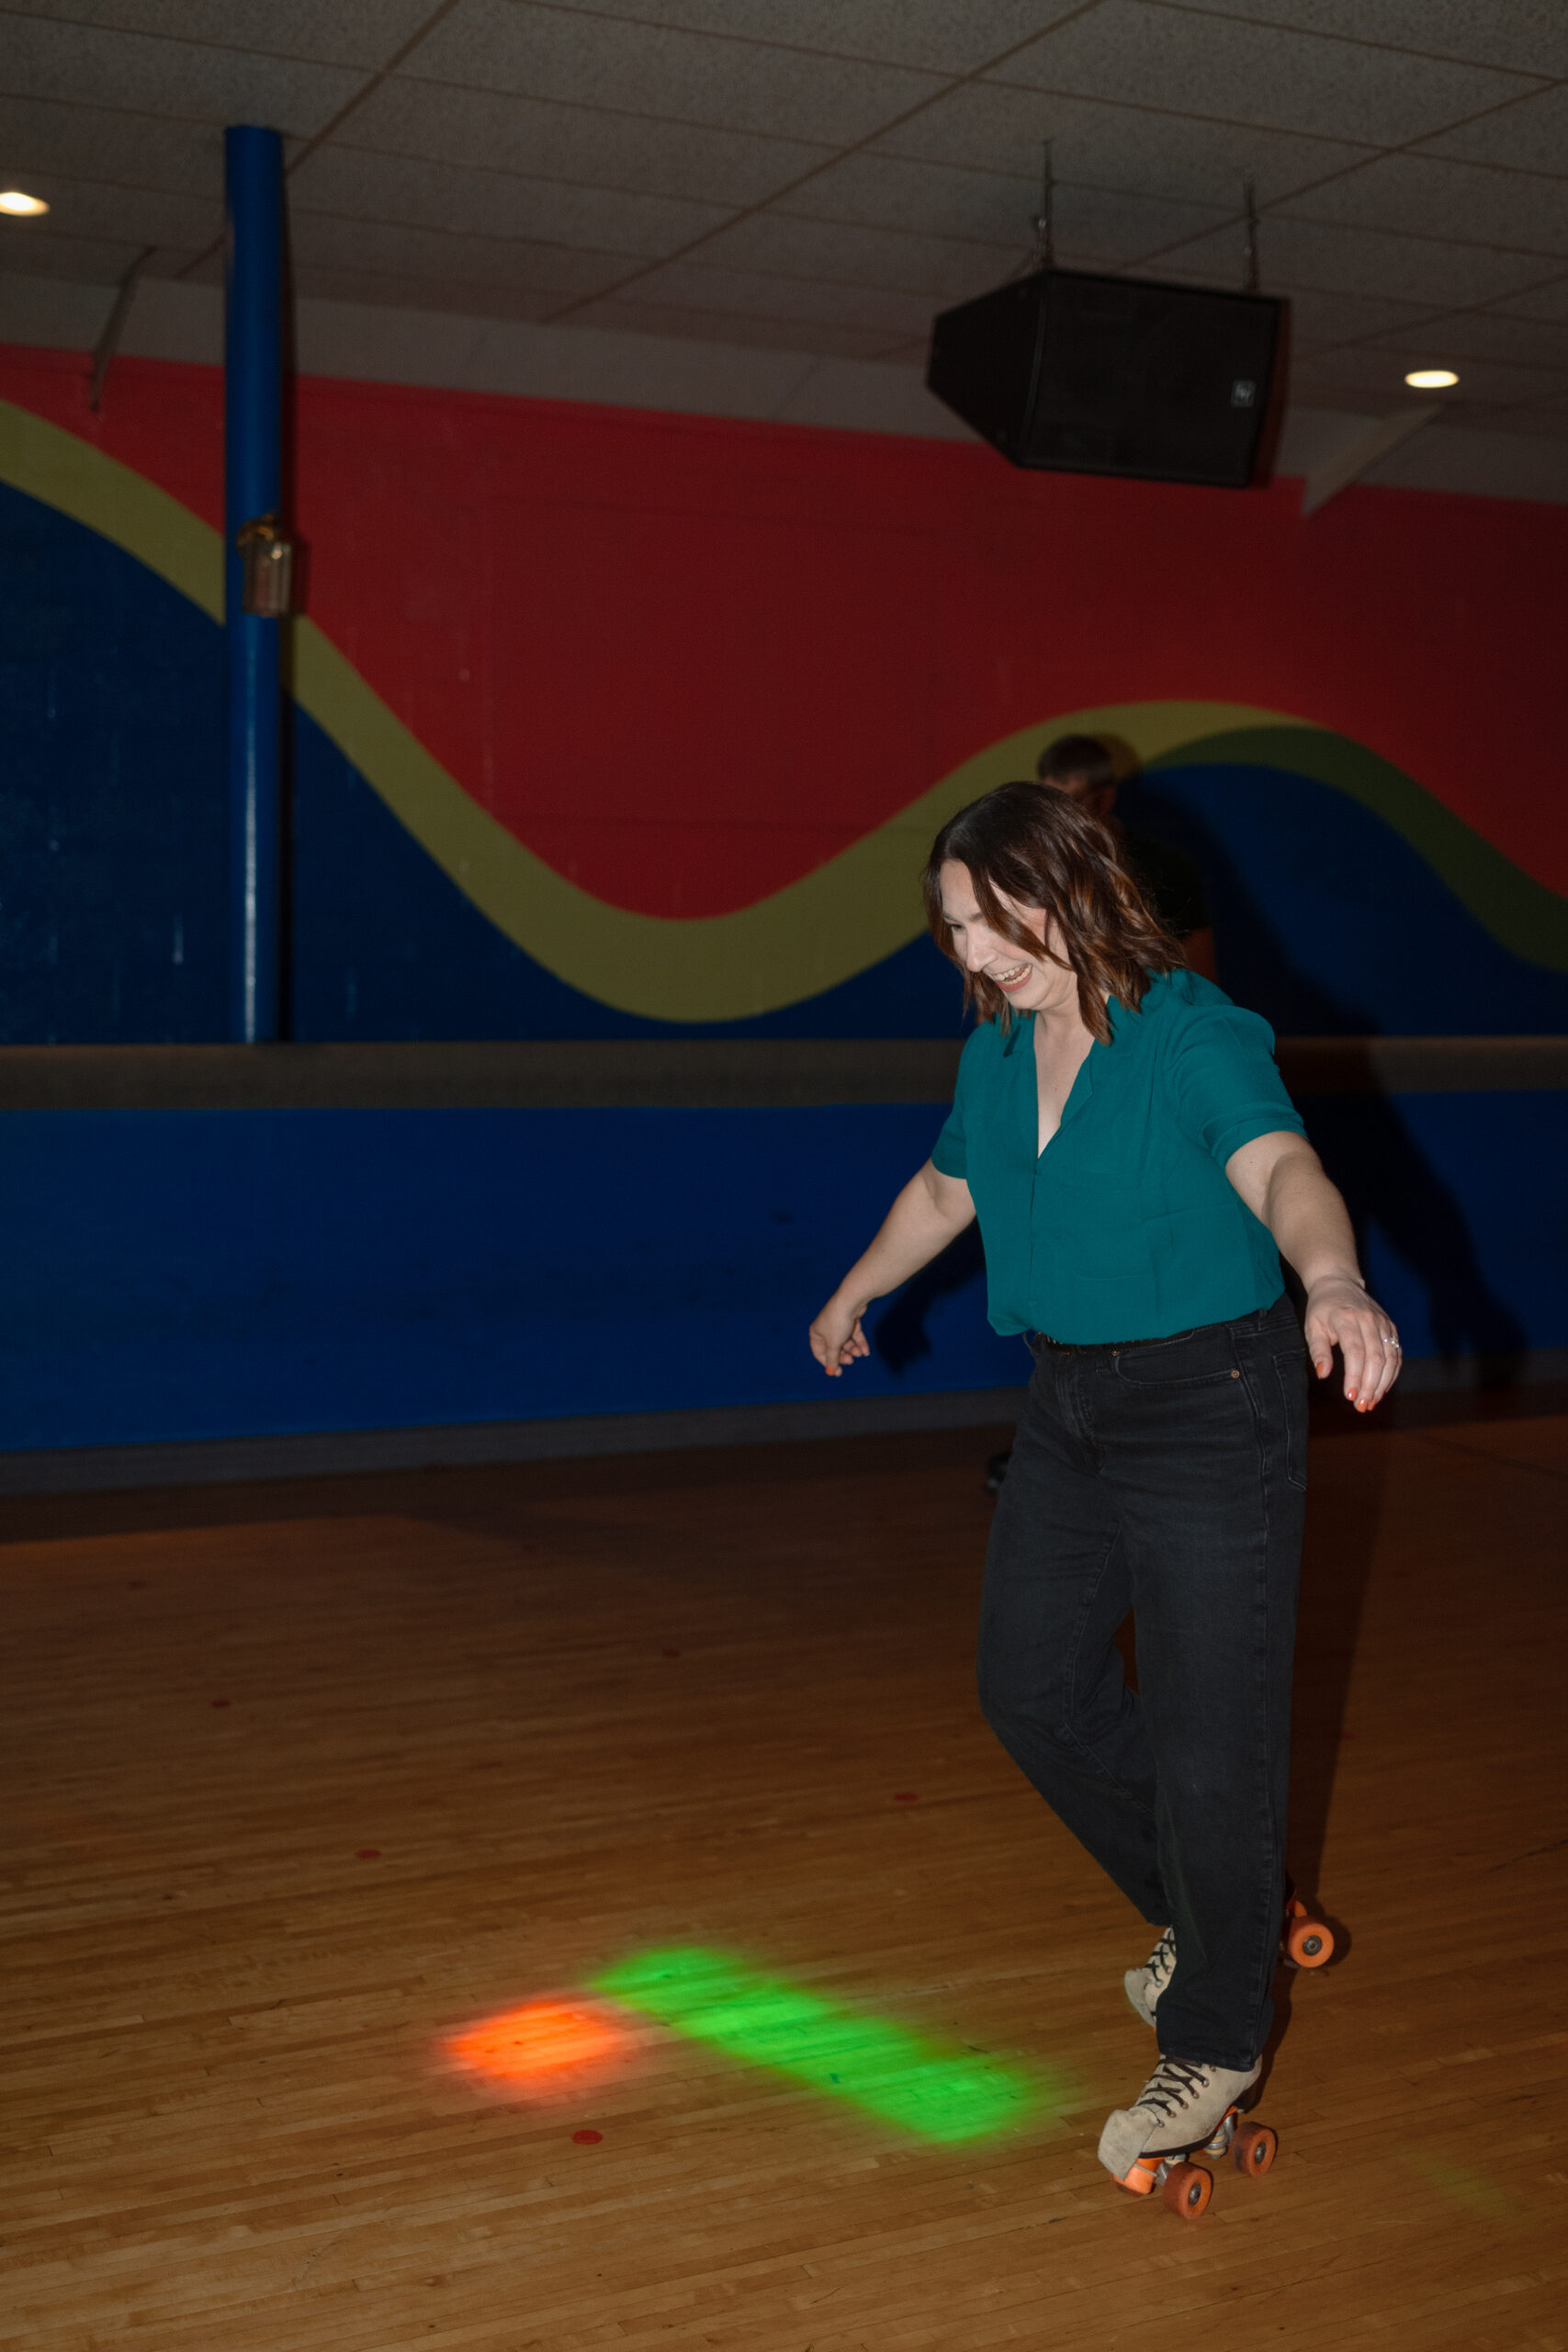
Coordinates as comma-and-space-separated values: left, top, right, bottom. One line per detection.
976, 1293, 1309, 2071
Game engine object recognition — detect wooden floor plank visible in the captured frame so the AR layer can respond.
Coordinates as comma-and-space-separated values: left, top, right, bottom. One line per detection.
3, 1420, 1564, 2349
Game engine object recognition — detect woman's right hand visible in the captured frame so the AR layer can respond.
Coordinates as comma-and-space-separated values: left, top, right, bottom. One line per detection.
809, 1293, 870, 1377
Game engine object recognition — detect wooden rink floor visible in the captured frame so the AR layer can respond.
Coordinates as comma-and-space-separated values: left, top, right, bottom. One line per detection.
3, 1408, 1564, 2352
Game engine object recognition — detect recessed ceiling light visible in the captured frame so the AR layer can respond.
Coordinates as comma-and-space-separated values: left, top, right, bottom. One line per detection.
0, 188, 50, 216
1404, 368, 1459, 390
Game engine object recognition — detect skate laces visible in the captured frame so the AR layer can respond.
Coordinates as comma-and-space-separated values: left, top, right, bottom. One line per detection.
1145, 1928, 1177, 1991
1133, 2055, 1213, 2120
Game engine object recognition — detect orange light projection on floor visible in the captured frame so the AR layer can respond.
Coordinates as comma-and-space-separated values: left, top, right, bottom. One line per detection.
447, 2002, 626, 2085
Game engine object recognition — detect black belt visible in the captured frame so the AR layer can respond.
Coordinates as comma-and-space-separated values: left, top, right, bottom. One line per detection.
1032, 1323, 1204, 1354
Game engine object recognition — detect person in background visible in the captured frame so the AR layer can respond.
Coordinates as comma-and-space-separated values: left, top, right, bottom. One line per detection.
808, 780, 1400, 2199
985, 734, 1220, 1492
1037, 734, 1217, 983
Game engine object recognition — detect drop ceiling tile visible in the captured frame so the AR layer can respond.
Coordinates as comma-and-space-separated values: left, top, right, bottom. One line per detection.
1354, 348, 1568, 405
512, 1, 1082, 75
0, 11, 369, 132
774, 152, 1038, 246
1360, 309, 1568, 371
615, 254, 937, 339
290, 144, 732, 256
1156, 211, 1556, 308
1280, 287, 1453, 350
0, 93, 227, 195
1492, 273, 1568, 323
1278, 153, 1568, 257
567, 291, 899, 361
871, 77, 1374, 207
288, 261, 569, 323
988, 1, 1543, 145
776, 150, 1235, 271
287, 209, 637, 300
1415, 85, 1568, 178
0, 172, 219, 251
402, 0, 944, 144
1160, 1, 1568, 79
0, 220, 193, 281
686, 211, 1022, 302
334, 78, 830, 208
1489, 403, 1568, 440
0, 0, 438, 69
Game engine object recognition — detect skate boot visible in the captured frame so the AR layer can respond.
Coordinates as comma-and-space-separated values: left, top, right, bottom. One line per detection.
1123, 1926, 1177, 2028
1098, 2052, 1262, 2198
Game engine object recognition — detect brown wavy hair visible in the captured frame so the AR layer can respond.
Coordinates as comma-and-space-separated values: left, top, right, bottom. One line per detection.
923, 780, 1185, 1044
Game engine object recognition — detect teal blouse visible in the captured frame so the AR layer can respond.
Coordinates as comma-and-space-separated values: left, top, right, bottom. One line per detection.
930, 970, 1304, 1343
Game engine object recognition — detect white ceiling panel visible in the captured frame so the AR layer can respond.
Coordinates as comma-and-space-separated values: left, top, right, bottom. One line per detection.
1166, 0, 1568, 79
1278, 153, 1568, 257
0, 91, 225, 194
687, 211, 1021, 302
512, 1, 1085, 76
0, 217, 189, 280
870, 78, 1375, 207
1278, 287, 1453, 352
1415, 84, 1568, 177
988, 1, 1544, 145
776, 153, 1040, 248
0, 172, 217, 251
401, 0, 943, 145
1493, 402, 1568, 439
287, 261, 570, 324
0, 9, 369, 133
608, 254, 937, 339
569, 290, 901, 359
1396, 310, 1568, 368
333, 78, 831, 208
0, 0, 439, 69
1493, 274, 1568, 323
1347, 349, 1568, 406
289, 143, 731, 256
287, 209, 637, 300
1157, 211, 1561, 308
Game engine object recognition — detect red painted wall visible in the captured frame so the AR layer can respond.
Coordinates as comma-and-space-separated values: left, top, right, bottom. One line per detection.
6, 341, 1566, 909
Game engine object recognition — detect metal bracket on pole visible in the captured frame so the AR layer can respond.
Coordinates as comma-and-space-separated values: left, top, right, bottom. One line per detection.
1243, 179, 1260, 295
1033, 141, 1055, 272
225, 124, 287, 1046
88, 246, 152, 413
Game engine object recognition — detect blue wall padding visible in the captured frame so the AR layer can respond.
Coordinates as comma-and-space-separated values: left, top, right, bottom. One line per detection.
0, 1103, 1019, 1449
2, 1092, 1562, 1453
1122, 768, 1568, 1037
0, 482, 227, 1043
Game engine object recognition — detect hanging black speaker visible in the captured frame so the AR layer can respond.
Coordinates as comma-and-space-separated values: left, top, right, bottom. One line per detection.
927, 266, 1288, 488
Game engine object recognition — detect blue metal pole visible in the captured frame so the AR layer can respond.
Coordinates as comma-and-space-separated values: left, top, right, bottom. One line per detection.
224, 125, 284, 1043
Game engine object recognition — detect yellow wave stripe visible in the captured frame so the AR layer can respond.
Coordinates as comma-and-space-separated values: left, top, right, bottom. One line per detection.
4, 396, 1316, 1019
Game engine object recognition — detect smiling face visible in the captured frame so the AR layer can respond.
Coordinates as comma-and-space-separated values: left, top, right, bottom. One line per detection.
938, 859, 1078, 1019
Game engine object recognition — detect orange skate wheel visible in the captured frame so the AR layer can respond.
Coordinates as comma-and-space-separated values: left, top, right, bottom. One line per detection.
1233, 2120, 1278, 2176
1162, 2161, 1213, 2218
1285, 1907, 1334, 1968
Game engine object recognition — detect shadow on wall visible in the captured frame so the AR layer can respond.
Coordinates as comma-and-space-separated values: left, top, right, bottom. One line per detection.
1126, 774, 1529, 1385
873, 1225, 993, 1377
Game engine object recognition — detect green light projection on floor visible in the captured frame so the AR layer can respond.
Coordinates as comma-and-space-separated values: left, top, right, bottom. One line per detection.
592, 1948, 1054, 2144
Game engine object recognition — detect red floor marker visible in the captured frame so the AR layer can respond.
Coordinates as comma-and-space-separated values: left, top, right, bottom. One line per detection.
572, 2129, 604, 2144
355, 1848, 381, 1860
210, 1699, 231, 1709
894, 1792, 919, 1802
661, 1648, 682, 1658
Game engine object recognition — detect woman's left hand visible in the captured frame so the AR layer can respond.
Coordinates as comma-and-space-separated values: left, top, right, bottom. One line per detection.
1303, 1273, 1402, 1411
